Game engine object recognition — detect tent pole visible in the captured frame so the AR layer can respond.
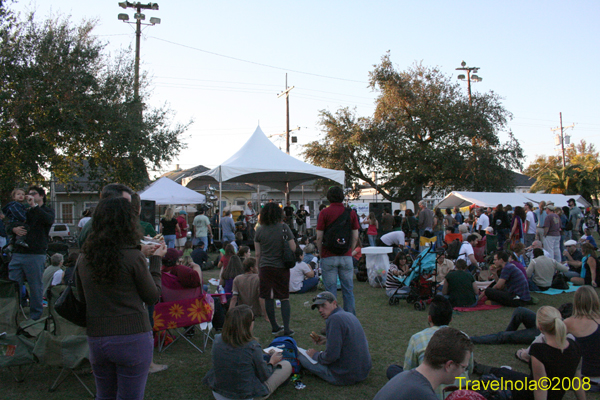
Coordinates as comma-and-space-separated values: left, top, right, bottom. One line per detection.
285, 181, 290, 204
219, 168, 222, 243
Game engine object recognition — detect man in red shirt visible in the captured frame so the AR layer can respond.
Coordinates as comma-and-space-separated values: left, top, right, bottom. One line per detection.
316, 186, 360, 315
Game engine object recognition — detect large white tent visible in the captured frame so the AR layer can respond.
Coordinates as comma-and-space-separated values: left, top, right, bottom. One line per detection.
436, 191, 590, 209
181, 126, 345, 191
139, 177, 206, 205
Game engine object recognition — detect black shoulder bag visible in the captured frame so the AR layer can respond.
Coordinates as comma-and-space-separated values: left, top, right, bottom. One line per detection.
282, 224, 296, 269
55, 255, 87, 327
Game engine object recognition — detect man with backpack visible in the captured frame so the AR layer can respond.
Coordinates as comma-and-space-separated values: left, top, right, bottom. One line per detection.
316, 186, 359, 315
300, 291, 372, 386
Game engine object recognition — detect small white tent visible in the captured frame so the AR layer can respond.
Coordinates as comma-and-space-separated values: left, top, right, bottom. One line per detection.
436, 191, 590, 209
139, 177, 206, 205
181, 126, 345, 191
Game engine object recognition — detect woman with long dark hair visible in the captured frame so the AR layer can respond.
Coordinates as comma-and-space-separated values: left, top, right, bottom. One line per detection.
203, 305, 292, 399
571, 243, 599, 288
510, 206, 526, 246
367, 212, 378, 247
254, 202, 296, 336
77, 197, 166, 400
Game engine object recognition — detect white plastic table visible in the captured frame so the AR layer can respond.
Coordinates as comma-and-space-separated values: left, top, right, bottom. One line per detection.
361, 247, 393, 288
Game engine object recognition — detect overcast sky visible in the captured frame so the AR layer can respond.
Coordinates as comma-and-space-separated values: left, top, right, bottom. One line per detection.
11, 1, 600, 178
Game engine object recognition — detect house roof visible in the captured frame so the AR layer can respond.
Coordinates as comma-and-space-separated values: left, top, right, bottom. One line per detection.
512, 171, 535, 187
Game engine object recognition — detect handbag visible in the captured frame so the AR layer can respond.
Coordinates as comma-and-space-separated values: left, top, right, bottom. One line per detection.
551, 272, 570, 290
54, 255, 87, 327
406, 217, 419, 238
282, 225, 296, 269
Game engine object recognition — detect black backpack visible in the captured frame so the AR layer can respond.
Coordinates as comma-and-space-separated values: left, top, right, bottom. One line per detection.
323, 208, 353, 255
446, 239, 462, 260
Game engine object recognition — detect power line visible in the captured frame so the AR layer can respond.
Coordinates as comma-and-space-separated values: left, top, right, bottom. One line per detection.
148, 36, 367, 84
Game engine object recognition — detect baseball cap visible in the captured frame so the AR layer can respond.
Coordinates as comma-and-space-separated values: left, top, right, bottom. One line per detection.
485, 226, 494, 234
162, 248, 182, 263
179, 210, 187, 215
564, 240, 577, 247
311, 292, 336, 310
546, 205, 556, 211
524, 202, 533, 208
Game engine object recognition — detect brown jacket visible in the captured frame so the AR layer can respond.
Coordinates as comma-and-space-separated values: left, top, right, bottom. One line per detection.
77, 249, 162, 337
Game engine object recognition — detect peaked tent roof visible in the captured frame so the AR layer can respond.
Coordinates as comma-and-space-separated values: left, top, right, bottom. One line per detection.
139, 177, 206, 205
436, 191, 590, 209
181, 126, 345, 192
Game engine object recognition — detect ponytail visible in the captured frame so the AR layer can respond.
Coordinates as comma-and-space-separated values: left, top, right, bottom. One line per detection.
553, 317, 567, 350
537, 306, 567, 350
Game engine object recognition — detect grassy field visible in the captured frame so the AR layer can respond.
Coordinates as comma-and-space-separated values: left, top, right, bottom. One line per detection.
3, 255, 599, 400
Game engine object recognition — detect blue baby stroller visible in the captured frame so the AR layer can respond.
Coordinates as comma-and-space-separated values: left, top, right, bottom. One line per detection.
388, 246, 441, 310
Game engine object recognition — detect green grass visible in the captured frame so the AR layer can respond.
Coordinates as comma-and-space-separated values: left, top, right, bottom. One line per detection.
3, 257, 599, 400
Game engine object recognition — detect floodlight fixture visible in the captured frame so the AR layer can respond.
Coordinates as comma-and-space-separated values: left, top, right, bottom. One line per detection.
118, 2, 128, 9
149, 17, 161, 25
134, 13, 145, 20
457, 74, 466, 80
118, 13, 129, 21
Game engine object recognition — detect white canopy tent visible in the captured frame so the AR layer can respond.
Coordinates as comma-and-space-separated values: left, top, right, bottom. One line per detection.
436, 191, 590, 209
181, 126, 345, 192
139, 177, 206, 205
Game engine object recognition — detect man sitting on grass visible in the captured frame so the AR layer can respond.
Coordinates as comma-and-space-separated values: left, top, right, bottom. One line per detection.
299, 291, 372, 386
386, 295, 473, 398
374, 327, 473, 400
485, 250, 532, 307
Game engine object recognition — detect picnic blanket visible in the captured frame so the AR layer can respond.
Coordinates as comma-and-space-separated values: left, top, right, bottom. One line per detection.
454, 303, 503, 312
532, 282, 579, 295
453, 294, 502, 312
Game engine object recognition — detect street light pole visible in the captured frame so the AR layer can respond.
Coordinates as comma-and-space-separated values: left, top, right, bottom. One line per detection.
456, 61, 482, 107
117, 2, 160, 103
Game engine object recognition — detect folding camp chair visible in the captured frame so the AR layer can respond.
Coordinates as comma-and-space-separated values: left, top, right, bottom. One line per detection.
32, 284, 94, 397
473, 236, 486, 263
153, 272, 214, 353
419, 235, 437, 250
444, 233, 463, 246
485, 234, 498, 255
0, 279, 38, 382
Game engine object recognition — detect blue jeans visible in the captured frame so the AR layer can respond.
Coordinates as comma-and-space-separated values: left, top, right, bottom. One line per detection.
222, 232, 236, 243
163, 234, 176, 249
320, 256, 355, 315
368, 235, 376, 247
470, 307, 539, 344
193, 236, 208, 247
291, 277, 319, 294
8, 253, 46, 320
88, 331, 153, 400
299, 353, 343, 385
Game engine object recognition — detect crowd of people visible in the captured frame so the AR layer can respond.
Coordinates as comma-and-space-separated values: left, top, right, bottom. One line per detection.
2, 183, 600, 400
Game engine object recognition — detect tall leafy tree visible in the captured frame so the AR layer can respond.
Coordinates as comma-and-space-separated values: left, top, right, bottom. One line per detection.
525, 140, 600, 202
303, 54, 523, 205
0, 7, 189, 201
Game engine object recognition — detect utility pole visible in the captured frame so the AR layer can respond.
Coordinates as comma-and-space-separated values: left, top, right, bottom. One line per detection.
551, 112, 576, 168
277, 74, 295, 203
277, 74, 295, 154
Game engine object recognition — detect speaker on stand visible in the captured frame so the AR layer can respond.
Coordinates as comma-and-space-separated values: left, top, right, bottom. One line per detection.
140, 200, 156, 229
